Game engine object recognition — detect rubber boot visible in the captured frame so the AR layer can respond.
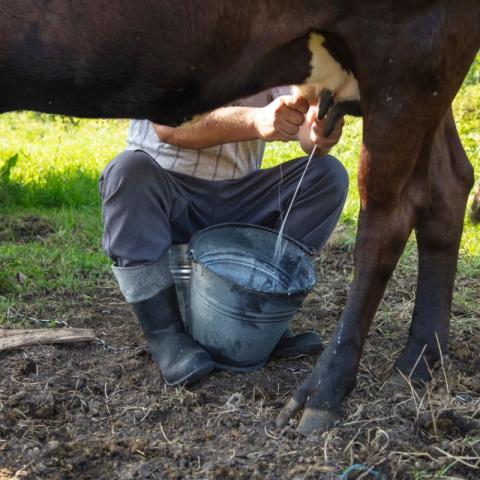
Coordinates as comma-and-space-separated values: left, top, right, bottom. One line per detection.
112, 254, 215, 386
131, 286, 215, 385
272, 328, 323, 358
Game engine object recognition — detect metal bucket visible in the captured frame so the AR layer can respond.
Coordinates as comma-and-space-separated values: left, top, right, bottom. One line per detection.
189, 223, 317, 372
169, 244, 192, 333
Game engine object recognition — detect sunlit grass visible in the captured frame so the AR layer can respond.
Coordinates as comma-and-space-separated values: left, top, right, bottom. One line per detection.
0, 115, 128, 206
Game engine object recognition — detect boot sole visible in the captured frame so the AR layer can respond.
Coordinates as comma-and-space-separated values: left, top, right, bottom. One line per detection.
272, 343, 323, 359
166, 360, 216, 387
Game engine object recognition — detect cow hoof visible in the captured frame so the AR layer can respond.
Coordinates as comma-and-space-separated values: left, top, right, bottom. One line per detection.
276, 399, 303, 428
382, 372, 408, 396
296, 408, 340, 436
381, 371, 411, 396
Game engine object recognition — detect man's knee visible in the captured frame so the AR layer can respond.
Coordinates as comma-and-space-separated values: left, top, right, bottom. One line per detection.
309, 154, 349, 203
323, 154, 349, 196
101, 150, 159, 193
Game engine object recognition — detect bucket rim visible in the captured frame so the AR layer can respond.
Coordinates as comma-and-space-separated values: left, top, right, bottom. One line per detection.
189, 222, 317, 296
189, 222, 316, 256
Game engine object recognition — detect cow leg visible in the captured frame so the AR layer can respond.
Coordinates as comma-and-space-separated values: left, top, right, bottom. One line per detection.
276, 84, 453, 434
277, 155, 420, 432
387, 112, 474, 387
471, 184, 480, 224
277, 205, 415, 433
277, 105, 473, 434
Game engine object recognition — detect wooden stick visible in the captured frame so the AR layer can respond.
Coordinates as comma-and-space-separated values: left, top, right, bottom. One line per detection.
0, 328, 95, 351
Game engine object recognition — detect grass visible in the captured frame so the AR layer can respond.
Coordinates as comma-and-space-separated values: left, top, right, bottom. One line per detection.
0, 116, 125, 207
0, 206, 111, 321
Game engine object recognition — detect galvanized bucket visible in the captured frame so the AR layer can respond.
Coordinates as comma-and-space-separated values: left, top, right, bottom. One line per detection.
168, 244, 192, 333
189, 223, 317, 372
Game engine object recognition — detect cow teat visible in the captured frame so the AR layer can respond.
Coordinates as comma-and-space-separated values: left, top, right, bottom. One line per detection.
293, 33, 362, 136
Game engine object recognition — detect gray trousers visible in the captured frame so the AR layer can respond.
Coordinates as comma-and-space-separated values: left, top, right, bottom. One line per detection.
99, 150, 349, 267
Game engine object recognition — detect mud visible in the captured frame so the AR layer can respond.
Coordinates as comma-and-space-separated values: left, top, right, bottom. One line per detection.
1, 238, 479, 479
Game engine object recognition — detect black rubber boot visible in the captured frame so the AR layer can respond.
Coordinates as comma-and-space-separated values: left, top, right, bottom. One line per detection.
132, 286, 215, 386
272, 329, 323, 358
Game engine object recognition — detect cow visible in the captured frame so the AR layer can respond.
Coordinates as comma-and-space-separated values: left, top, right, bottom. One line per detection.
1, 0, 479, 435
471, 186, 480, 223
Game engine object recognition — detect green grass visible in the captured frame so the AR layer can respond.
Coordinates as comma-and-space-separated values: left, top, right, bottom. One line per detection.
0, 206, 111, 321
0, 115, 127, 207
0, 57, 479, 325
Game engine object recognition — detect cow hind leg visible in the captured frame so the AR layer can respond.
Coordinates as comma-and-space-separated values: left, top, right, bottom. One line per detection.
276, 78, 469, 434
277, 108, 429, 434
471, 184, 480, 224
385, 112, 474, 391
277, 181, 417, 434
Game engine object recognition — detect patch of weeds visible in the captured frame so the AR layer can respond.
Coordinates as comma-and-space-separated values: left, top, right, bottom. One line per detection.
0, 215, 54, 243
0, 270, 17, 296
0, 206, 111, 325
464, 54, 480, 86
0, 154, 21, 203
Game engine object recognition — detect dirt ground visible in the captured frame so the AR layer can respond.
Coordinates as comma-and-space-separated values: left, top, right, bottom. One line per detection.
1, 235, 479, 480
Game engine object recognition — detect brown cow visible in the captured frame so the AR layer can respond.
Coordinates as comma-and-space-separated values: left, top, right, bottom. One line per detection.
471, 185, 480, 223
0, 0, 479, 435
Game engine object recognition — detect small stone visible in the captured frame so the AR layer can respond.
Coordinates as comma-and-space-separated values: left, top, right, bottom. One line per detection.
16, 272, 28, 284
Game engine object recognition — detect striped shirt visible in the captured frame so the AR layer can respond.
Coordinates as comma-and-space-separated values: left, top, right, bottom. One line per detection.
126, 87, 290, 181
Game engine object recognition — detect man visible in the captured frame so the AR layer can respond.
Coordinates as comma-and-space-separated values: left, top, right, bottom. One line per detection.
99, 88, 348, 387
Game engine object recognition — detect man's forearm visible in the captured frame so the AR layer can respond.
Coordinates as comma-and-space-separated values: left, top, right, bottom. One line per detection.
153, 107, 260, 150
154, 95, 310, 149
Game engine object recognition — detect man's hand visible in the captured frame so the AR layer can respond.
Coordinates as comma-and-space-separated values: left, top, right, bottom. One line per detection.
253, 95, 309, 142
298, 102, 344, 155
309, 107, 344, 151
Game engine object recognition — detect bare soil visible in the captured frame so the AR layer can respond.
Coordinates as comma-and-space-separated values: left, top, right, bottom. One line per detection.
1, 235, 479, 479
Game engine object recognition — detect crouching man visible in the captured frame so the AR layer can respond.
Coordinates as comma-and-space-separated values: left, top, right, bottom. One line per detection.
99, 88, 348, 386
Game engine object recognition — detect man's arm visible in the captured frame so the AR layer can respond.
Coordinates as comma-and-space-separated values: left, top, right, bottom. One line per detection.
297, 103, 344, 155
152, 96, 309, 150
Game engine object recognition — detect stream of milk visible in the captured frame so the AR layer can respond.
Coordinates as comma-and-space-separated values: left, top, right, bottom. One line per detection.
273, 145, 317, 263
